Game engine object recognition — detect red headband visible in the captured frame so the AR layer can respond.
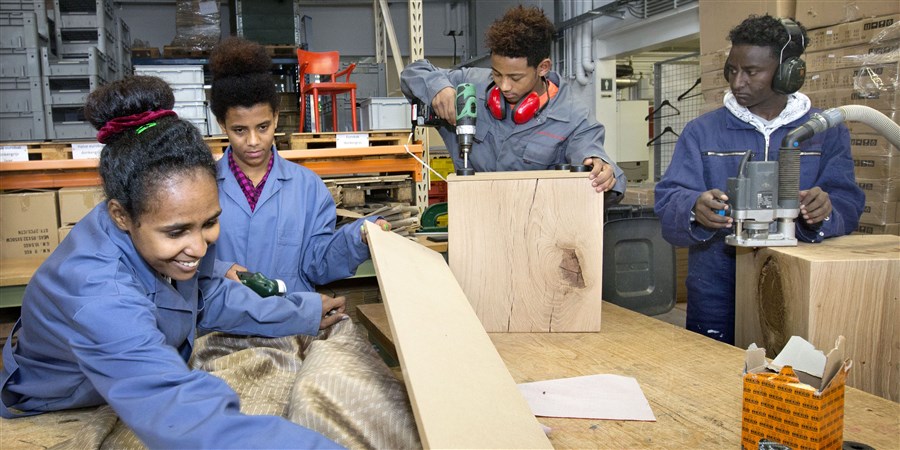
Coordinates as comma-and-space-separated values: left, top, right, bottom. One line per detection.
96, 109, 178, 144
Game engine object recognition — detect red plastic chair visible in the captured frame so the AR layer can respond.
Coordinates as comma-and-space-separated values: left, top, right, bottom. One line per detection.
297, 49, 358, 133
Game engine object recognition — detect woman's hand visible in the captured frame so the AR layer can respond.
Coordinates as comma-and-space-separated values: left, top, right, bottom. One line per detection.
319, 294, 348, 329
361, 219, 391, 244
225, 263, 248, 282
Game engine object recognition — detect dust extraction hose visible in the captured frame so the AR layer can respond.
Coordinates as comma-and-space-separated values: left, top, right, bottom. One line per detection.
779, 105, 900, 209
783, 105, 900, 149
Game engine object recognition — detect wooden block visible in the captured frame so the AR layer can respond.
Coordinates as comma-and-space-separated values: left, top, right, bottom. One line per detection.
447, 171, 604, 332
735, 234, 900, 401
342, 188, 365, 207
364, 221, 552, 449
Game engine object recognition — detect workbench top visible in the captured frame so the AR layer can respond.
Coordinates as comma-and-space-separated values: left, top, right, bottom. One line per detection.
357, 301, 899, 449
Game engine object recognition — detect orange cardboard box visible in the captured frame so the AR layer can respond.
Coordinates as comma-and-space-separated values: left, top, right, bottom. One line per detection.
741, 336, 851, 450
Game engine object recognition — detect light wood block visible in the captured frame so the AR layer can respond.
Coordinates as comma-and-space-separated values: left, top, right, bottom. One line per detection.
735, 234, 900, 401
364, 221, 552, 449
447, 171, 604, 332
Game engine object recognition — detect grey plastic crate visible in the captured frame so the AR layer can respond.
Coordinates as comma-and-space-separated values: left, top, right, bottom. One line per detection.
58, 8, 114, 31
0, 0, 37, 10
1, 0, 51, 38
54, 0, 113, 15
0, 110, 46, 141
57, 26, 115, 57
49, 120, 93, 139
0, 47, 40, 77
0, 11, 45, 49
0, 76, 43, 113
44, 104, 92, 139
41, 74, 105, 106
41, 46, 111, 81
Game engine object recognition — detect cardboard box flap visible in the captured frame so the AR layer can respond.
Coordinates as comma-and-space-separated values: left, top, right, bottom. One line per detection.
744, 343, 768, 374
821, 336, 848, 390
747, 335, 848, 392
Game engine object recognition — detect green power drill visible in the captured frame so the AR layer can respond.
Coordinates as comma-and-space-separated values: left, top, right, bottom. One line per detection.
455, 83, 477, 176
237, 271, 287, 297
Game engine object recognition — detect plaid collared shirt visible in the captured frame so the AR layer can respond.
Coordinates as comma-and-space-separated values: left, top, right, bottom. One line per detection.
227, 149, 274, 212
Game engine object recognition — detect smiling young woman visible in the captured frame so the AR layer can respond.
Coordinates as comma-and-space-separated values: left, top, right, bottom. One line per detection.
0, 75, 345, 449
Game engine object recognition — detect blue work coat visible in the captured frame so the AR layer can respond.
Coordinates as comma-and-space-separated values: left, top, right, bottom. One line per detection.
400, 59, 627, 196
214, 147, 371, 292
654, 106, 864, 344
0, 203, 341, 449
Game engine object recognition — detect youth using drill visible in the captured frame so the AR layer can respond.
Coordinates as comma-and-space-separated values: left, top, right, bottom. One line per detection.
400, 5, 626, 199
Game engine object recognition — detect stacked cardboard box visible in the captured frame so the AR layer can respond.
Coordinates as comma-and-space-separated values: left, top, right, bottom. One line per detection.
802, 10, 900, 236
0, 191, 60, 259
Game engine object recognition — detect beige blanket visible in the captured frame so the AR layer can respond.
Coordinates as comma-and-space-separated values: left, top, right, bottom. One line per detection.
2, 320, 420, 449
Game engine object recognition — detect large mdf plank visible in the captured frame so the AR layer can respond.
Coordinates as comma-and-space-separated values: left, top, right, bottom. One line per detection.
364, 222, 552, 449
735, 234, 900, 401
447, 171, 604, 332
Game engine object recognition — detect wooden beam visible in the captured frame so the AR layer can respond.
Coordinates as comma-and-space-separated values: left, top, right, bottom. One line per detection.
364, 221, 551, 449
447, 171, 604, 332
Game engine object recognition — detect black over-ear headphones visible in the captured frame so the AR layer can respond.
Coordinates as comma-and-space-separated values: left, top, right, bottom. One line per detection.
723, 18, 806, 95
772, 18, 806, 95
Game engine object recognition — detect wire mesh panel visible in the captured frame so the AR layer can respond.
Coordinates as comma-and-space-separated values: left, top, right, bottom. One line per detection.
652, 53, 702, 180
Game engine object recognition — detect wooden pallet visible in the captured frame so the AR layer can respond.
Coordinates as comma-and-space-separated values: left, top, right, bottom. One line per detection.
202, 134, 292, 156
0, 141, 72, 160
203, 136, 230, 155
163, 46, 210, 59
289, 130, 413, 150
265, 45, 297, 58
131, 47, 161, 58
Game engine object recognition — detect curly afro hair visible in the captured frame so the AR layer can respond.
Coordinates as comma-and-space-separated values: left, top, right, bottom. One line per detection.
728, 14, 808, 62
208, 36, 278, 123
485, 5, 555, 68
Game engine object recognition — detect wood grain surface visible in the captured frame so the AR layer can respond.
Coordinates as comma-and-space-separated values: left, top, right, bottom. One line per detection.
447, 171, 604, 332
735, 234, 899, 401
357, 302, 900, 450
364, 221, 552, 449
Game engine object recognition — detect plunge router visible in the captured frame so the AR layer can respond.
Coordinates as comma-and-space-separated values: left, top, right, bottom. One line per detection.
725, 104, 900, 247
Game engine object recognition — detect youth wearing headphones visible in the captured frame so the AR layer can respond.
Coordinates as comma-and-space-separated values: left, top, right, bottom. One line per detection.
654, 14, 863, 344
400, 5, 626, 198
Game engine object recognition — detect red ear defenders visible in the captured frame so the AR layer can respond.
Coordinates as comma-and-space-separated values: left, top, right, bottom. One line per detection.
723, 18, 806, 95
486, 83, 542, 124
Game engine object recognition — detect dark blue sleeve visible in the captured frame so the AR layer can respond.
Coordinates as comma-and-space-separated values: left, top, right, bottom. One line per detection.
655, 119, 717, 247
795, 124, 864, 242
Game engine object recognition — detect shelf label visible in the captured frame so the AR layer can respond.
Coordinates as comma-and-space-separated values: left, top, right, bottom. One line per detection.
72, 142, 103, 160
0, 146, 28, 162
336, 133, 369, 149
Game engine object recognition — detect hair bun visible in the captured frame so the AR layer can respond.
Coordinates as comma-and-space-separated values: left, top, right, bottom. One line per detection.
209, 37, 272, 80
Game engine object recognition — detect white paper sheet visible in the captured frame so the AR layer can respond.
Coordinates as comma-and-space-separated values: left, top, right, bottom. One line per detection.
518, 374, 656, 421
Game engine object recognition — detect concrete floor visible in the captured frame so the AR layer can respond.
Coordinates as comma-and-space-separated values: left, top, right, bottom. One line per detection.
651, 302, 687, 328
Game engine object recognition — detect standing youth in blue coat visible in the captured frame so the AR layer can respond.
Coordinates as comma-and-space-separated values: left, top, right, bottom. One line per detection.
400, 5, 626, 200
0, 76, 343, 448
208, 37, 387, 303
654, 15, 864, 344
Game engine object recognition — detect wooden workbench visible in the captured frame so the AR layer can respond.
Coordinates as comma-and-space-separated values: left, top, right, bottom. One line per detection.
357, 302, 899, 449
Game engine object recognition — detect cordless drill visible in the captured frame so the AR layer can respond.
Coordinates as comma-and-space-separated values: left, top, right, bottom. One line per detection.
455, 83, 477, 176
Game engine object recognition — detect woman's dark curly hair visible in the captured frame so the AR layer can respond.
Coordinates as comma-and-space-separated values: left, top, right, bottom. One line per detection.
208, 36, 278, 123
485, 5, 555, 68
728, 14, 809, 62
84, 75, 216, 221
